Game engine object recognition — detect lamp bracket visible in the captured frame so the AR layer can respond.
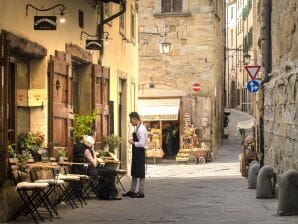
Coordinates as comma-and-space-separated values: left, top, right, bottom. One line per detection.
26, 4, 66, 16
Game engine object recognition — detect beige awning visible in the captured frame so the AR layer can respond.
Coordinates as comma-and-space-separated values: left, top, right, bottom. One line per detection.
138, 98, 180, 121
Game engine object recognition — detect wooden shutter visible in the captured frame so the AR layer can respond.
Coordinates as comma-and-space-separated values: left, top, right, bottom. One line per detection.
49, 51, 73, 154
173, 0, 182, 12
0, 33, 10, 184
92, 64, 103, 144
162, 0, 172, 13
92, 65, 110, 145
102, 67, 110, 138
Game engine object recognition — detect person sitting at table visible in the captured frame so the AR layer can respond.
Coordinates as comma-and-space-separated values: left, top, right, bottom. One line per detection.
72, 135, 121, 200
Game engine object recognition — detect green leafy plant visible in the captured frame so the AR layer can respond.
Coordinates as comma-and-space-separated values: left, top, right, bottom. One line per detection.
18, 149, 32, 161
104, 134, 121, 153
18, 131, 44, 153
8, 143, 17, 158
73, 111, 97, 142
238, 128, 246, 138
57, 147, 68, 157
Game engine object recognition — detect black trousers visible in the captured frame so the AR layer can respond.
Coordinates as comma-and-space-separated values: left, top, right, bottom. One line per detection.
89, 166, 118, 200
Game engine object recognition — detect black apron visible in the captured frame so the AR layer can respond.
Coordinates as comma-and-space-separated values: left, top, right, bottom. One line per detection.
131, 130, 145, 178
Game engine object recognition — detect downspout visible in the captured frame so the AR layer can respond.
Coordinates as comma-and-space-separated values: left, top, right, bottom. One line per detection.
259, 0, 272, 167
98, 0, 126, 58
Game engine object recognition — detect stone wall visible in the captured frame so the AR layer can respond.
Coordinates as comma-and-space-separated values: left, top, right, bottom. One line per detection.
138, 0, 225, 152
263, 0, 298, 174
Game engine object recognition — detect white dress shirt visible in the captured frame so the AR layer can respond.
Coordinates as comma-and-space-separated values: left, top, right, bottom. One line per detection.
135, 123, 148, 149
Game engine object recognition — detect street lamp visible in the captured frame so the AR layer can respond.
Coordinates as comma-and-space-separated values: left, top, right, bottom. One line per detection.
243, 52, 251, 65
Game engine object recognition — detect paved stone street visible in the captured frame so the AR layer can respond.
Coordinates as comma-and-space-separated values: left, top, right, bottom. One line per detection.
8, 110, 298, 224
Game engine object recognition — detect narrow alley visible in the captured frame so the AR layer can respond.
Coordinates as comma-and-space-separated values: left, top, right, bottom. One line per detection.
7, 110, 297, 224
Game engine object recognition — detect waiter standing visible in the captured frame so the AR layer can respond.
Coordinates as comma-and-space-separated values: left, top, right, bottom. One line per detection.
123, 112, 148, 198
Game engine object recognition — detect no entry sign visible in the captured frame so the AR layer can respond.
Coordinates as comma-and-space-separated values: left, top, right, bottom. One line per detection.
192, 83, 201, 92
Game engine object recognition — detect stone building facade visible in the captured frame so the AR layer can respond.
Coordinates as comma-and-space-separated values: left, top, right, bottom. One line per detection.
262, 0, 298, 174
138, 0, 225, 153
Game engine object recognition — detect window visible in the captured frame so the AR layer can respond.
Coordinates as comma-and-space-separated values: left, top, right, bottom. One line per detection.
104, 3, 112, 25
231, 7, 233, 19
78, 10, 84, 28
162, 0, 182, 13
119, 13, 125, 35
154, 0, 189, 16
231, 29, 234, 47
131, 7, 136, 43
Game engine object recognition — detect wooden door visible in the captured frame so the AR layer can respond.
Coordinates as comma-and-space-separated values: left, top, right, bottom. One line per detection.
0, 33, 10, 184
92, 65, 110, 146
49, 51, 73, 154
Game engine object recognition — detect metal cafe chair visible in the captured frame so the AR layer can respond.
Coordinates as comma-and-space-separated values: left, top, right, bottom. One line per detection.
7, 159, 56, 224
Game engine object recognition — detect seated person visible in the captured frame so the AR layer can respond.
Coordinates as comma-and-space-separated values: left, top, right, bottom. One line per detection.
72, 135, 121, 200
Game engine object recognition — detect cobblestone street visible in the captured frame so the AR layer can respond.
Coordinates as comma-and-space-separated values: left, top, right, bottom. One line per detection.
7, 110, 298, 224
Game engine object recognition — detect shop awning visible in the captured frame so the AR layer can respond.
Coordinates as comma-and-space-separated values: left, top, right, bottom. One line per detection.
138, 98, 180, 121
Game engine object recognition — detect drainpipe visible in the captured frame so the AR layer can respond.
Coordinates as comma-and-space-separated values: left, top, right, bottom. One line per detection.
259, 0, 272, 167
98, 0, 126, 58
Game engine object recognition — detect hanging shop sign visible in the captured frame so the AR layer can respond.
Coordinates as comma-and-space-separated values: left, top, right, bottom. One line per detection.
34, 16, 57, 30
85, 39, 102, 50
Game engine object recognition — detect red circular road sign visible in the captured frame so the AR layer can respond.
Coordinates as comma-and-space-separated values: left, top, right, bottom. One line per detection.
192, 83, 201, 92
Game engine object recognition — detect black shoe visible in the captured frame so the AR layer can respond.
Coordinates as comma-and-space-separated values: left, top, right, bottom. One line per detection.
122, 191, 134, 197
131, 192, 145, 198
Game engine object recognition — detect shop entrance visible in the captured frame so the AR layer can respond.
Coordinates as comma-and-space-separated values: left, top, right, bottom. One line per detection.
144, 120, 180, 159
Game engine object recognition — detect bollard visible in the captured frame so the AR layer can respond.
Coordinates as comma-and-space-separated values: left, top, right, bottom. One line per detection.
256, 165, 274, 199
248, 161, 260, 189
278, 169, 298, 216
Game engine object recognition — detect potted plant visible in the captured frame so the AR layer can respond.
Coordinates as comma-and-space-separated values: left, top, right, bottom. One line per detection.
72, 111, 97, 142
17, 149, 32, 165
18, 131, 44, 162
8, 143, 17, 158
104, 134, 121, 154
57, 147, 68, 162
